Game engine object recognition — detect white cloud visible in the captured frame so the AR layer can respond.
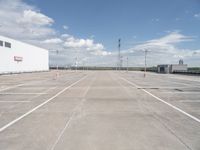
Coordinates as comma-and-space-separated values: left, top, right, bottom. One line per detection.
42, 38, 63, 44
17, 10, 54, 26
151, 18, 159, 22
134, 32, 192, 51
133, 36, 137, 39
0, 0, 112, 66
194, 13, 200, 19
151, 32, 192, 43
63, 35, 111, 56
61, 34, 70, 38
0, 0, 55, 40
63, 25, 68, 30
122, 32, 199, 66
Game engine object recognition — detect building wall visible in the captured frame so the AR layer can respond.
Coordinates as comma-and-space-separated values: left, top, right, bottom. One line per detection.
0, 35, 49, 74
170, 64, 187, 73
157, 65, 170, 73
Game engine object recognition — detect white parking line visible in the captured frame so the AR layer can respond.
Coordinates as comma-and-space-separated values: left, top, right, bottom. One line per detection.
0, 75, 88, 133
159, 91, 199, 94
0, 71, 83, 92
0, 73, 66, 93
136, 86, 182, 89
120, 76, 200, 124
0, 93, 46, 95
0, 101, 30, 103
169, 76, 200, 83
179, 100, 200, 103
50, 75, 95, 150
0, 83, 25, 92
25, 87, 57, 103
171, 81, 200, 87
0, 83, 16, 85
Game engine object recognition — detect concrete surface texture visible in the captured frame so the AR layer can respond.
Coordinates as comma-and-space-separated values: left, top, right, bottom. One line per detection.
0, 70, 199, 150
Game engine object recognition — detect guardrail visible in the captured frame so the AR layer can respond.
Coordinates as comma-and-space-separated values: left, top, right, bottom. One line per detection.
173, 70, 200, 76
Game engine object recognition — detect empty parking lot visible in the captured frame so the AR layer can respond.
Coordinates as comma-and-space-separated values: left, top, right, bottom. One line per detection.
0, 70, 200, 150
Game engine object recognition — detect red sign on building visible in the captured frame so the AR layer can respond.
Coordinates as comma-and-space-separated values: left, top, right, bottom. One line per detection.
14, 56, 23, 62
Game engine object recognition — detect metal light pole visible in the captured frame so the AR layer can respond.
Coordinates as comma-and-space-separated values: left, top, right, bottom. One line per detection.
49, 49, 59, 70
49, 49, 60, 79
56, 50, 59, 71
118, 38, 121, 70
121, 56, 123, 70
144, 49, 147, 77
55, 50, 60, 78
75, 57, 78, 72
127, 56, 129, 72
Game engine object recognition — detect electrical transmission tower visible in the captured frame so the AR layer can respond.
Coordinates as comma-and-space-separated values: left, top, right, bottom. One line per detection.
118, 38, 122, 70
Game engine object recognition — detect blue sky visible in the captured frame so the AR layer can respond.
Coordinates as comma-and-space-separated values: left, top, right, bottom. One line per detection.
26, 0, 200, 50
0, 0, 200, 66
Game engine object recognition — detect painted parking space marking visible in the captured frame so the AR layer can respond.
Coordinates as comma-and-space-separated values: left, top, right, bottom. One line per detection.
0, 92, 47, 95
120, 76, 200, 124
0, 75, 88, 133
0, 101, 30, 103
179, 100, 200, 103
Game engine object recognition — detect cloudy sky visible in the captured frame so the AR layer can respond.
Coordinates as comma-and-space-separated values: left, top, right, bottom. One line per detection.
0, 0, 200, 67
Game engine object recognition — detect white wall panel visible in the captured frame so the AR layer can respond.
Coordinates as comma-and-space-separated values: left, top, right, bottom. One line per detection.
0, 35, 49, 74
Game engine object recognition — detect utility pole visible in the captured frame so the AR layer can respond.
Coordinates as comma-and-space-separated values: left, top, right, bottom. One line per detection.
127, 56, 129, 72
56, 50, 59, 71
49, 49, 61, 79
75, 57, 78, 72
118, 38, 121, 70
144, 49, 147, 77
55, 50, 59, 79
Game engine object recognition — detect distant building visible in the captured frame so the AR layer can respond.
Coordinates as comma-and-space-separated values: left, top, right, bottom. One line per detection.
157, 64, 171, 73
0, 35, 49, 74
157, 60, 187, 73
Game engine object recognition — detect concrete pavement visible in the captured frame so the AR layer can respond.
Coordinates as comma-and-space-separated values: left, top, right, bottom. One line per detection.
0, 70, 199, 150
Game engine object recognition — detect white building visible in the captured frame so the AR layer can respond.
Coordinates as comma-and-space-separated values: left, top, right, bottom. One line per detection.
0, 35, 49, 74
170, 64, 188, 73
157, 60, 188, 73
